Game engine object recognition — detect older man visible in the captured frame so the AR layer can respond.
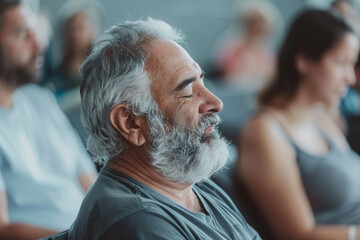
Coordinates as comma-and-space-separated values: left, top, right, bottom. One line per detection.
0, 1, 97, 239
67, 19, 260, 239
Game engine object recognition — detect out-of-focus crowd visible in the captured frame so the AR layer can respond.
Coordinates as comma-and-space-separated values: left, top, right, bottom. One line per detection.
2, 0, 360, 239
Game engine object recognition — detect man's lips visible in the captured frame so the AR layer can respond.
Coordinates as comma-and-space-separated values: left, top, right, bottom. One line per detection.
203, 124, 214, 135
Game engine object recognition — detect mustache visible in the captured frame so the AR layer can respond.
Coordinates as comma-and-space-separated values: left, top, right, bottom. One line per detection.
198, 113, 222, 132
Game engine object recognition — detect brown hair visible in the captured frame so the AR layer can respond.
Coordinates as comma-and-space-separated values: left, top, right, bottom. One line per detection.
259, 9, 353, 107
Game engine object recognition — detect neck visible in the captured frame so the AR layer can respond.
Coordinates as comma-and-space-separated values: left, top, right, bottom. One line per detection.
0, 80, 16, 109
108, 147, 204, 213
276, 87, 319, 125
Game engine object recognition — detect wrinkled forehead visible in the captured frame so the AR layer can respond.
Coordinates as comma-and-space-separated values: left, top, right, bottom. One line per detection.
144, 39, 199, 90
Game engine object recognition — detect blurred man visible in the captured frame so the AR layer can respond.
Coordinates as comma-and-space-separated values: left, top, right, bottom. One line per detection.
63, 18, 261, 239
331, 0, 357, 24
0, 1, 97, 239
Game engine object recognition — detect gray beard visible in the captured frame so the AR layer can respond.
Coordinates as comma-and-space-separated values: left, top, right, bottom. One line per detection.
147, 111, 229, 184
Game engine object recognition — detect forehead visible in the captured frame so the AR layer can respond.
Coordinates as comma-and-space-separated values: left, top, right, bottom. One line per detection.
0, 5, 24, 34
145, 40, 201, 91
68, 12, 89, 26
327, 33, 358, 57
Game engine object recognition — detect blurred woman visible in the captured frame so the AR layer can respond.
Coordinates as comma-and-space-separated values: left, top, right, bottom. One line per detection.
342, 51, 360, 154
215, 0, 280, 91
238, 9, 360, 240
41, 1, 104, 145
58, 11, 93, 91
43, 1, 103, 96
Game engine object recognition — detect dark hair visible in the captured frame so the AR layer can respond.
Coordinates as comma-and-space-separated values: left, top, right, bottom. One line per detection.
0, 0, 20, 27
259, 9, 354, 107
356, 51, 360, 69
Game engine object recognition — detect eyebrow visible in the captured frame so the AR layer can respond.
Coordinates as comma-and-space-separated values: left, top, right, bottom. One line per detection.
173, 71, 205, 93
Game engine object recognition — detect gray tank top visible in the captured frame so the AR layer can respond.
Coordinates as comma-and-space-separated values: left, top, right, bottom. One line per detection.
275, 120, 360, 224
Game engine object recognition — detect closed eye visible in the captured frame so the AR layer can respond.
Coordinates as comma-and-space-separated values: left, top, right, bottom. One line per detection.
173, 77, 196, 93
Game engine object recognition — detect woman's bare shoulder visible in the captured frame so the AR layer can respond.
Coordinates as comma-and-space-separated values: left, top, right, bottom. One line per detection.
241, 110, 284, 142
239, 110, 295, 167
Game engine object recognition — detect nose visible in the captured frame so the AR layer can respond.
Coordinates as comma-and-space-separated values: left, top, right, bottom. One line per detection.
27, 29, 41, 54
30, 31, 41, 53
347, 66, 356, 86
198, 86, 223, 114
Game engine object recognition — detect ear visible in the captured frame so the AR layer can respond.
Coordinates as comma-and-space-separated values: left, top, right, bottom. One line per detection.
109, 104, 146, 147
295, 54, 310, 76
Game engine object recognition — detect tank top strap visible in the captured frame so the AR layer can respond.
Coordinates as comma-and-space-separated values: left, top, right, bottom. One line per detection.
257, 108, 299, 148
258, 108, 334, 153
313, 122, 336, 149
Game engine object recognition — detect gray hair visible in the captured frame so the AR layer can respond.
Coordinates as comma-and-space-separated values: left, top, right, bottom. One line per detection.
80, 18, 184, 165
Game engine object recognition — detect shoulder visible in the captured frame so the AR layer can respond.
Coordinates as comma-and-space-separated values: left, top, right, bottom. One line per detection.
18, 83, 54, 99
71, 171, 182, 239
240, 112, 293, 155
81, 171, 148, 218
74, 169, 186, 233
100, 208, 187, 240
242, 112, 276, 137
73, 192, 186, 240
238, 111, 296, 181
17, 84, 58, 108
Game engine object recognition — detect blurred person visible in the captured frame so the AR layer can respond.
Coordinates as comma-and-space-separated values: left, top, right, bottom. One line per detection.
215, 0, 280, 91
43, 0, 103, 96
56, 11, 93, 92
42, 1, 104, 145
332, 0, 355, 17
31, 8, 53, 81
342, 51, 360, 154
331, 0, 360, 135
324, 0, 360, 134
331, 0, 359, 34
238, 9, 360, 240
0, 1, 97, 239
45, 18, 261, 240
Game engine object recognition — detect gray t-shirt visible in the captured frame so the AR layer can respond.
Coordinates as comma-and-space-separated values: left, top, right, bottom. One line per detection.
68, 167, 261, 240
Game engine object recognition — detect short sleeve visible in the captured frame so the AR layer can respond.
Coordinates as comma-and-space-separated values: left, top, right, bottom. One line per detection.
101, 209, 187, 240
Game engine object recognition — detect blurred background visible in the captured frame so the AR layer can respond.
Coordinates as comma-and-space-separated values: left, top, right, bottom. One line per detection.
24, 0, 360, 146
36, 0, 319, 72
33, 0, 358, 71
16, 1, 360, 238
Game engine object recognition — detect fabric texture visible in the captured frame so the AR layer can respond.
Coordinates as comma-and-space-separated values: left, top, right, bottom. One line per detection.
0, 83, 96, 231
69, 167, 261, 240
276, 121, 360, 224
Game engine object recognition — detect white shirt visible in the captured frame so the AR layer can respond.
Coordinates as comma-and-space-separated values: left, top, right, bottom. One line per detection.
0, 84, 96, 231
